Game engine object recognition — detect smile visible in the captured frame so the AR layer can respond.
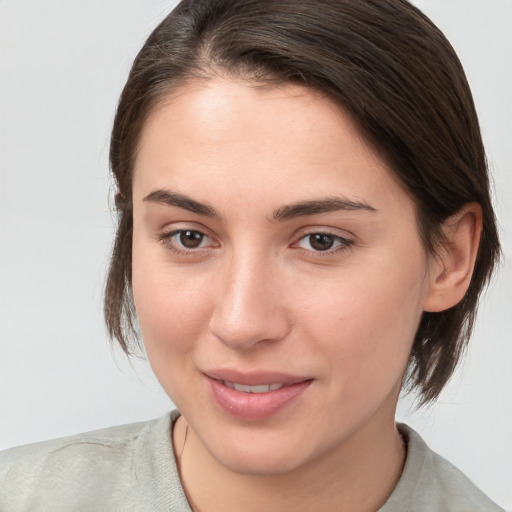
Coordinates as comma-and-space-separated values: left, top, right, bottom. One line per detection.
223, 381, 285, 393
204, 371, 313, 421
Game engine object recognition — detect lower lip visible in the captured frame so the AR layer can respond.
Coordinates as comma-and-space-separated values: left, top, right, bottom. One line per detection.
206, 376, 312, 421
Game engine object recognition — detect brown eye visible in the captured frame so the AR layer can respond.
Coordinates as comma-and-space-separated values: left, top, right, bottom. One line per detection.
160, 228, 216, 254
309, 233, 335, 251
179, 230, 204, 248
295, 232, 352, 253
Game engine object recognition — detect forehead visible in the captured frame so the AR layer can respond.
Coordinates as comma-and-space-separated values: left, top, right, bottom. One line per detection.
136, 78, 369, 167
133, 78, 412, 217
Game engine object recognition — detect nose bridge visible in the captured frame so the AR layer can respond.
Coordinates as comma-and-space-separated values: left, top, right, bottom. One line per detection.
208, 244, 290, 349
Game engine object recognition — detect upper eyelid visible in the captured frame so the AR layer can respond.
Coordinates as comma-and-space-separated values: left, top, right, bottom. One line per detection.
164, 227, 208, 236
159, 223, 213, 238
293, 225, 354, 240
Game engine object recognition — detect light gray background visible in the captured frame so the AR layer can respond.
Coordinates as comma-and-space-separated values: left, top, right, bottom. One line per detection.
0, 1, 510, 509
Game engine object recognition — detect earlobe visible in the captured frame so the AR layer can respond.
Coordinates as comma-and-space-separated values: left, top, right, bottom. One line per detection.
423, 203, 483, 313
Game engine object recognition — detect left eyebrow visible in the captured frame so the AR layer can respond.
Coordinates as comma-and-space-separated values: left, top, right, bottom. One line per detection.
273, 197, 378, 221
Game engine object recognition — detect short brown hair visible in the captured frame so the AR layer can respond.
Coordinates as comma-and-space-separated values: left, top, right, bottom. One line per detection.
105, 0, 500, 405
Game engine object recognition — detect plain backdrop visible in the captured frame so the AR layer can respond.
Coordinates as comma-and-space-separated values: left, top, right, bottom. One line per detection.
0, 1, 510, 509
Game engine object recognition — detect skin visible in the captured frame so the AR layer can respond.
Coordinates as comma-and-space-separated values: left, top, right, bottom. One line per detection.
131, 78, 481, 511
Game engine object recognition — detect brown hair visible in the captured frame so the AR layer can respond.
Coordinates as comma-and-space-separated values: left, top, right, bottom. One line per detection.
105, 0, 500, 405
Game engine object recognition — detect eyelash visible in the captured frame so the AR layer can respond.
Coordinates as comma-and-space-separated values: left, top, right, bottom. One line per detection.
293, 232, 353, 255
157, 229, 353, 256
157, 229, 216, 255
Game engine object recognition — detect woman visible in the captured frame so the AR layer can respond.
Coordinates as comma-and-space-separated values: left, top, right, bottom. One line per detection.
0, 1, 505, 510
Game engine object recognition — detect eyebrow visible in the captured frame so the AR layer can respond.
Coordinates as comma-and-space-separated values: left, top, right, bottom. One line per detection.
144, 189, 221, 219
273, 197, 377, 221
143, 189, 377, 221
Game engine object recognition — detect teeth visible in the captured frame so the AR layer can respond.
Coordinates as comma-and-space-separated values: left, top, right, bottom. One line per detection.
234, 383, 252, 392
224, 381, 285, 393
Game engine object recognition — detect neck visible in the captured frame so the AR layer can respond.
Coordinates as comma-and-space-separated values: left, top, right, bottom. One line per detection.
173, 409, 406, 512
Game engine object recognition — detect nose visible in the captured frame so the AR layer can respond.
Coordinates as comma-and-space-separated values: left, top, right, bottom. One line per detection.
208, 251, 292, 351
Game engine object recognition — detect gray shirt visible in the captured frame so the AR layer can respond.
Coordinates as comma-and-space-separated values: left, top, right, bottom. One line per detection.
0, 410, 504, 511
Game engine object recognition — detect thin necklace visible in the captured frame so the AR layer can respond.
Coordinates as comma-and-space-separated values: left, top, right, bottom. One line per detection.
179, 424, 202, 512
180, 423, 189, 460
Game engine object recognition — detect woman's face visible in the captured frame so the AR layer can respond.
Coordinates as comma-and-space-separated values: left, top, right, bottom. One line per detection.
132, 78, 434, 475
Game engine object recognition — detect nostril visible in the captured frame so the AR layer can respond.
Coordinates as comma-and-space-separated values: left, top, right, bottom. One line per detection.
208, 306, 291, 350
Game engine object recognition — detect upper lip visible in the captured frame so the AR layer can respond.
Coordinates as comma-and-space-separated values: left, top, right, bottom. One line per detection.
204, 369, 312, 386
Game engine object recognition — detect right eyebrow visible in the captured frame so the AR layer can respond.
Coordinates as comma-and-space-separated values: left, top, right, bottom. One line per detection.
143, 189, 222, 220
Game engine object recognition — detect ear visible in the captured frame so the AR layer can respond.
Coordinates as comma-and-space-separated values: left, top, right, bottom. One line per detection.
423, 203, 482, 313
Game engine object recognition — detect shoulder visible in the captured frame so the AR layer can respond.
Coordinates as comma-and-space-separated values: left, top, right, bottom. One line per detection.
381, 424, 505, 512
0, 411, 187, 512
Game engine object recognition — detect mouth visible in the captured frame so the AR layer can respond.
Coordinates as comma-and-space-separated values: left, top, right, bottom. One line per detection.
204, 370, 313, 421
222, 381, 285, 393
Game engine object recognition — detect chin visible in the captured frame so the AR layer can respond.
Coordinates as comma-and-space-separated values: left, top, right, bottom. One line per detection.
216, 446, 307, 476
203, 427, 318, 477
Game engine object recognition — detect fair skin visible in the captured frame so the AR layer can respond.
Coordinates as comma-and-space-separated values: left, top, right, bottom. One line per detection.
131, 78, 481, 511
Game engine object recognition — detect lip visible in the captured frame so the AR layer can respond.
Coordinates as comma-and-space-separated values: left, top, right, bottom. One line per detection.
204, 369, 313, 421
204, 368, 310, 386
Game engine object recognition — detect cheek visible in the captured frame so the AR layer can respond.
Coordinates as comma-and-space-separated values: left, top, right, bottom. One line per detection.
134, 278, 208, 346
131, 246, 213, 381
132, 271, 214, 409
297, 256, 426, 389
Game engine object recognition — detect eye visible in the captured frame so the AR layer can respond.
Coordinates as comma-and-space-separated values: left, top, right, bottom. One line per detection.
159, 229, 216, 252
175, 230, 207, 249
295, 232, 351, 253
